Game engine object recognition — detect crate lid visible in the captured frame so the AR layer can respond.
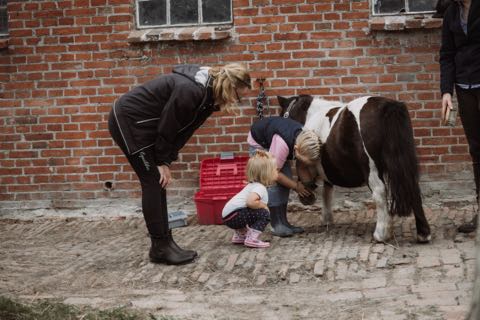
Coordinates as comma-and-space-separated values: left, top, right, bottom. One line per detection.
198, 156, 249, 192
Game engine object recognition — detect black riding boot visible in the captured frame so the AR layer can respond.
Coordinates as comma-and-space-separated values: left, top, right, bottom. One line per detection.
281, 204, 304, 234
149, 235, 196, 265
270, 206, 293, 237
167, 230, 198, 258
458, 162, 480, 234
458, 215, 478, 233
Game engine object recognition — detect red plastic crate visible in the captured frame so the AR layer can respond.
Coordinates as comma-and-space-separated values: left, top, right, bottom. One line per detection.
194, 156, 249, 225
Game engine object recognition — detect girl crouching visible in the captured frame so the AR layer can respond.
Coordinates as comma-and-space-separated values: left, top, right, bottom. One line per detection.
222, 150, 278, 248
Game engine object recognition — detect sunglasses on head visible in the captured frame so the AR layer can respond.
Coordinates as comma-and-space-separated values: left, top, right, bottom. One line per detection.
236, 77, 251, 89
235, 88, 242, 103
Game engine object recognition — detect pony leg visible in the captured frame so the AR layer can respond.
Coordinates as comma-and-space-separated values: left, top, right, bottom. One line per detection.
369, 162, 392, 242
412, 192, 431, 243
322, 181, 334, 225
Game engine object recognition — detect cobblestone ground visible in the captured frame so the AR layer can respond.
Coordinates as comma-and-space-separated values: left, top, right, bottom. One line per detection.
0, 205, 477, 320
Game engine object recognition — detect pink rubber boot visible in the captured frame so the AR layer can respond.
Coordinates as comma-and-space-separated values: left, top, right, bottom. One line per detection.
231, 228, 247, 244
244, 227, 270, 248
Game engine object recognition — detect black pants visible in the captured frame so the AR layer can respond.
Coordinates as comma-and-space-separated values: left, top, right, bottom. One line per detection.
457, 86, 480, 195
222, 208, 270, 231
108, 111, 168, 237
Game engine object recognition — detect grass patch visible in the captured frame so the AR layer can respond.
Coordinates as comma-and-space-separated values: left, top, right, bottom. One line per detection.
0, 296, 179, 320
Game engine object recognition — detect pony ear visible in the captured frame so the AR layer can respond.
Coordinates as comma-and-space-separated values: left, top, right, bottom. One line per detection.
277, 96, 289, 111
277, 95, 297, 111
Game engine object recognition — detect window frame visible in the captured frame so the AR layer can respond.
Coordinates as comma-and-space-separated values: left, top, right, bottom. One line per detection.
371, 0, 436, 16
135, 0, 233, 29
0, 0, 7, 36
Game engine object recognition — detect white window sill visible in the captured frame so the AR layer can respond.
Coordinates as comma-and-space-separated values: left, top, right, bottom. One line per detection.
369, 15, 443, 31
128, 26, 232, 43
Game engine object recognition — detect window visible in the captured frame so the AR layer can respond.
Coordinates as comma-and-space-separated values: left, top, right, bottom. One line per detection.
373, 0, 437, 15
136, 0, 232, 29
0, 0, 7, 35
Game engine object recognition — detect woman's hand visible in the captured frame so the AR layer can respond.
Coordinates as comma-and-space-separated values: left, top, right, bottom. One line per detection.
295, 181, 312, 198
441, 93, 453, 125
276, 172, 312, 197
158, 165, 172, 188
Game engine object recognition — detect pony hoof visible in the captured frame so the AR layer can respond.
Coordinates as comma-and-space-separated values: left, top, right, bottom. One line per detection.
323, 218, 334, 226
299, 194, 316, 205
417, 234, 431, 243
373, 231, 389, 243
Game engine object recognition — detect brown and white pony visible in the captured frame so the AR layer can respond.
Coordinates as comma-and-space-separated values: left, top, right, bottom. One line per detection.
279, 95, 431, 243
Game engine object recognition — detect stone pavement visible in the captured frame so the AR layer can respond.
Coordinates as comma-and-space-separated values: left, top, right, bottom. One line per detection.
0, 204, 477, 319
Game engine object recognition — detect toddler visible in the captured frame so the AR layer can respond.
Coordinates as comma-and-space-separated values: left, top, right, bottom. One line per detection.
222, 150, 278, 248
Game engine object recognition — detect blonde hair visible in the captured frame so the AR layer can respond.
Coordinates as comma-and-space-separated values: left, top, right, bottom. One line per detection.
295, 130, 321, 163
246, 150, 277, 186
209, 63, 251, 114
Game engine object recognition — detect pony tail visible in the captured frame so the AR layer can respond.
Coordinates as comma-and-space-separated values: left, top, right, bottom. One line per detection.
381, 100, 421, 217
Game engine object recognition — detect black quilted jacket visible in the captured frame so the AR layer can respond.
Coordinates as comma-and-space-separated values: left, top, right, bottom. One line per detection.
112, 65, 217, 166
440, 0, 480, 95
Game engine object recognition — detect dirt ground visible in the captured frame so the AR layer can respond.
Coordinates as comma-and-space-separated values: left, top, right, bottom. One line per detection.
0, 204, 477, 320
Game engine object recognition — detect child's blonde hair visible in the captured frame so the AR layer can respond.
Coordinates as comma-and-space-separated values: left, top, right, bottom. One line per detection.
246, 150, 277, 186
295, 130, 321, 163
209, 63, 251, 114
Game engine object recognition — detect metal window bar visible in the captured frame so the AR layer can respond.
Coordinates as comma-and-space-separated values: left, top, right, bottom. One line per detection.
372, 0, 435, 16
198, 0, 203, 24
0, 4, 7, 36
166, 0, 170, 25
136, 0, 232, 29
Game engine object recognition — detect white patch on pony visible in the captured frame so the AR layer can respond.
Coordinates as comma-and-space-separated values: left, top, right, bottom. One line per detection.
305, 98, 345, 185
345, 96, 392, 242
345, 96, 371, 125
307, 97, 344, 120
304, 98, 346, 143
369, 157, 392, 242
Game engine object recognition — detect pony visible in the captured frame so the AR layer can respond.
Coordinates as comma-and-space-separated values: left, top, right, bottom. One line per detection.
278, 95, 431, 243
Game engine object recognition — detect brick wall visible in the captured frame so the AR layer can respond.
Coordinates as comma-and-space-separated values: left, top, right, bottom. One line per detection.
0, 0, 473, 211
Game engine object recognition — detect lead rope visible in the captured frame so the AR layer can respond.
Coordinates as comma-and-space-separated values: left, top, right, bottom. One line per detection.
256, 79, 270, 119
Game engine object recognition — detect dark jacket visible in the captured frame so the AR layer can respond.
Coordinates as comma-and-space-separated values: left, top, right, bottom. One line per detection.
250, 117, 303, 160
112, 65, 218, 166
440, 1, 480, 95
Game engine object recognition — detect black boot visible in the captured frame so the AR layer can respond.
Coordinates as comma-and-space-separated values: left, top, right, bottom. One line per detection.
167, 230, 198, 258
281, 204, 304, 234
458, 214, 478, 233
459, 163, 480, 233
269, 206, 293, 237
149, 235, 196, 265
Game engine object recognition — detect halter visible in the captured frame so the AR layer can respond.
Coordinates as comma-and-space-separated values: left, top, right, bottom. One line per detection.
283, 98, 297, 119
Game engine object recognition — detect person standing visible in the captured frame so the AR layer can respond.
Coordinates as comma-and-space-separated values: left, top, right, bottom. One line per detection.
440, 0, 480, 233
108, 64, 251, 264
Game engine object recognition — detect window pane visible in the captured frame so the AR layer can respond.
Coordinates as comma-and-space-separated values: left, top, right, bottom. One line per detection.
408, 0, 436, 12
203, 0, 231, 23
0, 0, 6, 6
374, 0, 405, 14
0, 9, 7, 34
138, 0, 166, 26
171, 0, 198, 25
